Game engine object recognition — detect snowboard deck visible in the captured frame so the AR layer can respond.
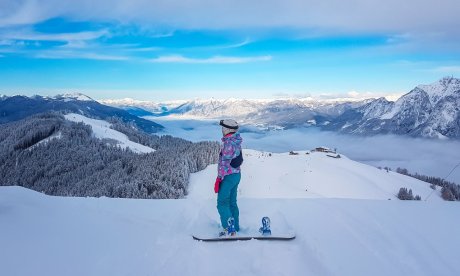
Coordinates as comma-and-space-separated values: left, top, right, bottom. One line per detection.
192, 234, 295, 242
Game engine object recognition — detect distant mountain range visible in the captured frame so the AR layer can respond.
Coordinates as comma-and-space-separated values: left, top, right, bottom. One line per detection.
0, 93, 163, 133
100, 97, 374, 130
2, 77, 458, 139
101, 77, 460, 139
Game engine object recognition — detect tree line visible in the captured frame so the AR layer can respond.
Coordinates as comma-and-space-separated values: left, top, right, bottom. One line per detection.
396, 167, 460, 201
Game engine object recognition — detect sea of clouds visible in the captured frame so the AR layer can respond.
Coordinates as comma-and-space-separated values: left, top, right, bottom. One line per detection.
150, 116, 460, 184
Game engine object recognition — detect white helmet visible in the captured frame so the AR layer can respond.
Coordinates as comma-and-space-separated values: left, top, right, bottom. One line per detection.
220, 119, 239, 135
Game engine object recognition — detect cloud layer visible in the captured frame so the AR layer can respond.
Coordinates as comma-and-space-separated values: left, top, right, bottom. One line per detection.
2, 0, 460, 37
152, 117, 460, 184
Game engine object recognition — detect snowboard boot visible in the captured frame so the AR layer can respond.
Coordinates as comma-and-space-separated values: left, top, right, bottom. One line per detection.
218, 228, 229, 237
259, 216, 271, 236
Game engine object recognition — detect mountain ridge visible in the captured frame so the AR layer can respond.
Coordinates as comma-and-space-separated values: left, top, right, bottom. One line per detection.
100, 77, 460, 139
0, 94, 163, 133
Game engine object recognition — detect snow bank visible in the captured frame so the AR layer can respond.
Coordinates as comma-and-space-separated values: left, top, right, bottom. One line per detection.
64, 113, 155, 154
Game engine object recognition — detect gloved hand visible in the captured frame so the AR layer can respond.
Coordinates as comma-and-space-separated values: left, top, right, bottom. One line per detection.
214, 177, 222, 193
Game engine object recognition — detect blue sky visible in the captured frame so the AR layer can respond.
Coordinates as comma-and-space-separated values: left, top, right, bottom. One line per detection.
1, 0, 460, 101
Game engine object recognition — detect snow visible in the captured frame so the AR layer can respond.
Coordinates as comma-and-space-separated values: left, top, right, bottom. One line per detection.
64, 113, 155, 154
29, 131, 62, 150
1, 171, 459, 276
2, 149, 457, 276
380, 98, 402, 119
441, 101, 456, 124
2, 112, 459, 276
55, 93, 94, 102
102, 97, 374, 119
341, 122, 352, 129
417, 77, 460, 105
188, 149, 440, 201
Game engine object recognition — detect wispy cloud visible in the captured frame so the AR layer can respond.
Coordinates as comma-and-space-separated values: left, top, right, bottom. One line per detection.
223, 38, 252, 49
35, 50, 130, 61
149, 55, 272, 64
126, 46, 162, 52
211, 38, 253, 50
0, 29, 108, 42
431, 66, 460, 73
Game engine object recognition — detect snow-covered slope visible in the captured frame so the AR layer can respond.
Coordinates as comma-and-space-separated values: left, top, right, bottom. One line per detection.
1, 149, 458, 276
64, 113, 155, 154
1, 182, 458, 276
188, 149, 440, 201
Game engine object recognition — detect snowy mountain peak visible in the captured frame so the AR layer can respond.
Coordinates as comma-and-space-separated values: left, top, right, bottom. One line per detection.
417, 76, 460, 104
100, 97, 160, 106
53, 93, 95, 102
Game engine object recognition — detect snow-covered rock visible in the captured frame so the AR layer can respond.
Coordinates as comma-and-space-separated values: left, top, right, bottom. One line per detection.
327, 77, 460, 139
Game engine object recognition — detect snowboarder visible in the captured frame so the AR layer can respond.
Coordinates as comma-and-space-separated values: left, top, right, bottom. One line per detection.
214, 119, 243, 237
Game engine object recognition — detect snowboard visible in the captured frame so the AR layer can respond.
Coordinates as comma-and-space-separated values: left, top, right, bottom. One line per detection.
193, 216, 294, 241
192, 233, 295, 242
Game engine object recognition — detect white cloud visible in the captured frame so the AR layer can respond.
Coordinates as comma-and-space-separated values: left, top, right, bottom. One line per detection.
432, 66, 460, 73
149, 55, 272, 64
1, 0, 460, 38
125, 46, 162, 52
0, 28, 108, 42
35, 50, 129, 61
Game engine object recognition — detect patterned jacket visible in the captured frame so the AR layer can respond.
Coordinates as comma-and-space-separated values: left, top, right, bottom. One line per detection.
218, 133, 243, 179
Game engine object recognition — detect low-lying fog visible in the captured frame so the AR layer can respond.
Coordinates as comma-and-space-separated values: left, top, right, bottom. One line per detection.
149, 116, 460, 184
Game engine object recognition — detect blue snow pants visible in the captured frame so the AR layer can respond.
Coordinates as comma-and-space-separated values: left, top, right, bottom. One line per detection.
217, 173, 241, 231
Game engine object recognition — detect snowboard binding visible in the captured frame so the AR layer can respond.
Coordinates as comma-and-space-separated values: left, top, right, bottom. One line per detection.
227, 217, 236, 236
259, 216, 271, 236
219, 217, 237, 237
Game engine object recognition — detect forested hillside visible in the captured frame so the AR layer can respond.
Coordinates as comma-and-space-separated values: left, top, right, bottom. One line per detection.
0, 113, 219, 199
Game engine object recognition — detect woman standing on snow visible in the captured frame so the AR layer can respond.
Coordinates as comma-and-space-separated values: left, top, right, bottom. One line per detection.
214, 119, 243, 237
